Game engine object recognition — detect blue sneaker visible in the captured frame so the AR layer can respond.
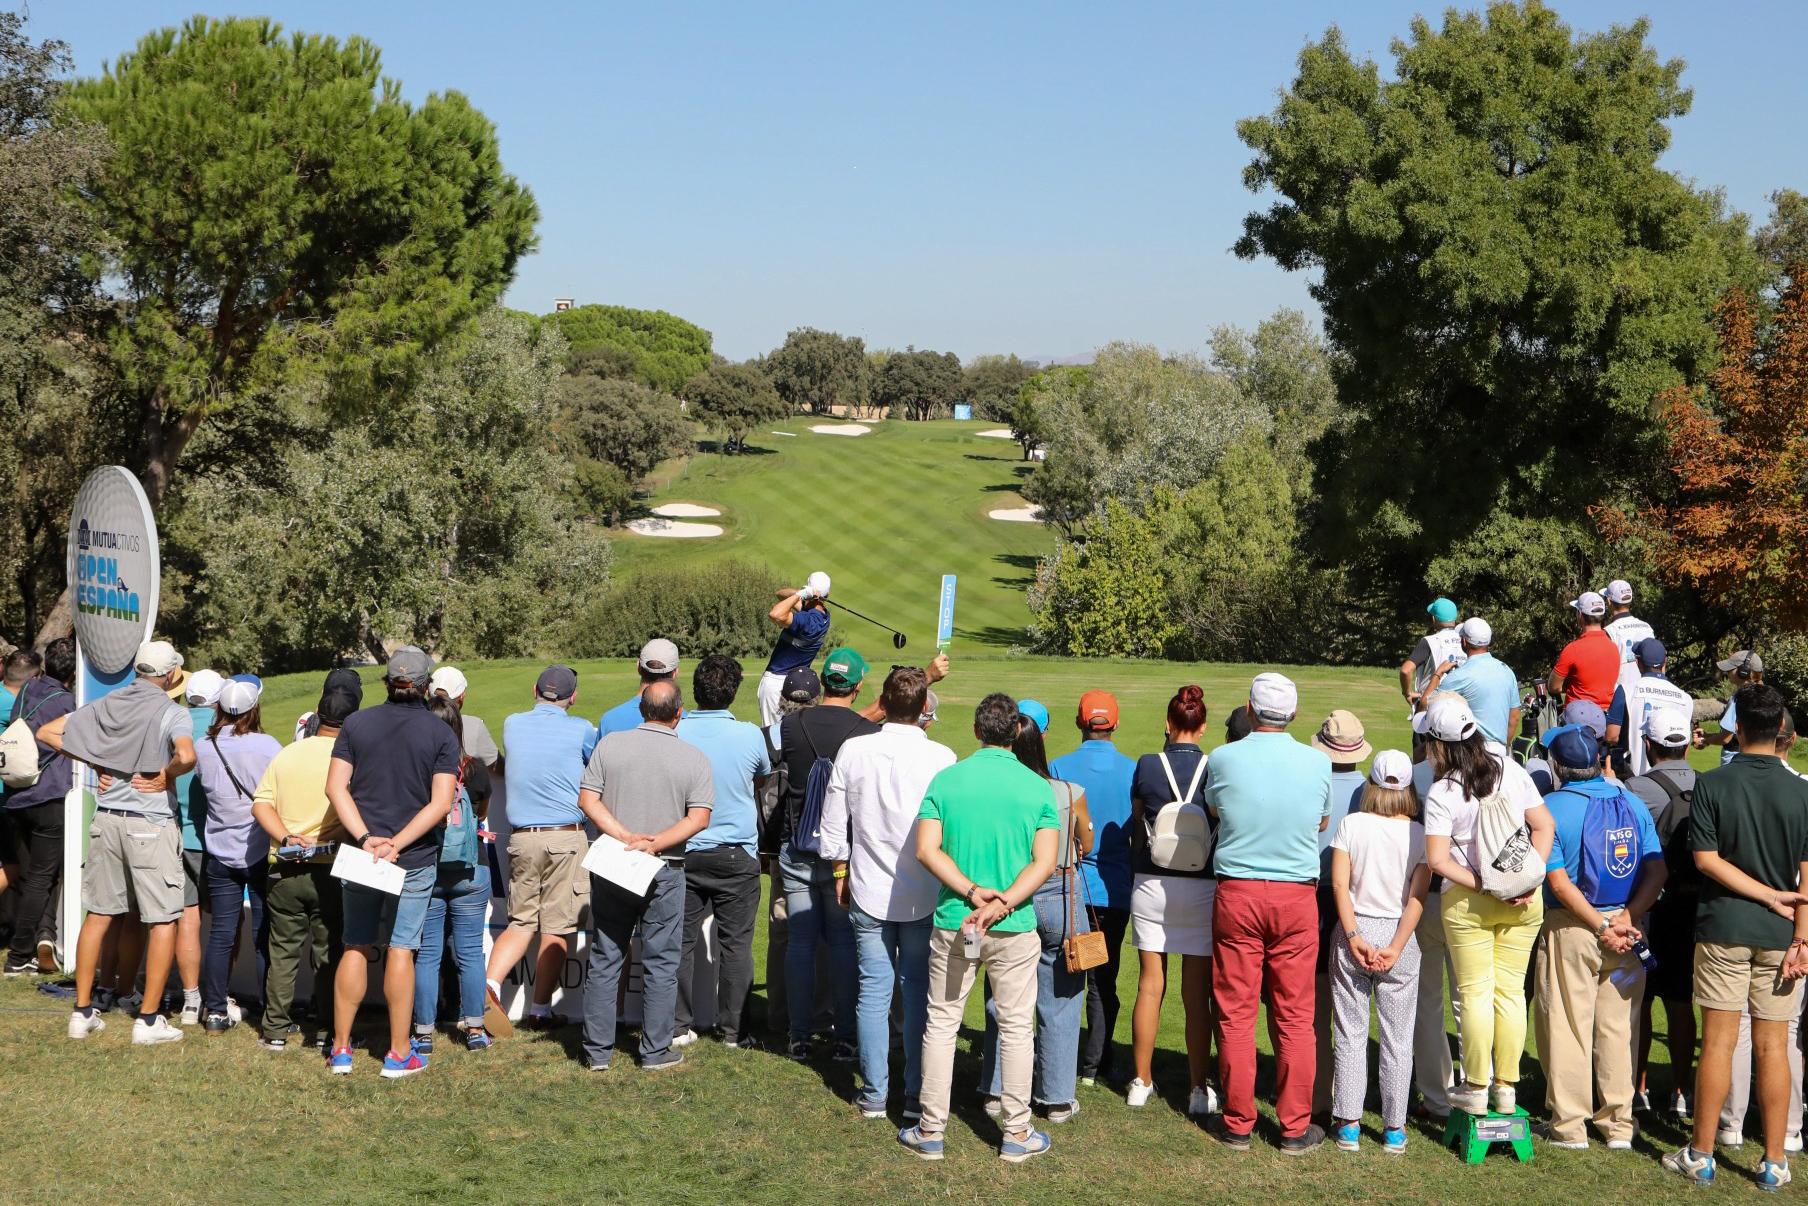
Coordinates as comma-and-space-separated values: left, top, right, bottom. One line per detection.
1758, 1159, 1792, 1192
1334, 1121, 1360, 1152
328, 1045, 354, 1075
411, 1031, 435, 1055
897, 1126, 945, 1161
380, 1047, 428, 1079
1662, 1146, 1715, 1187
855, 1094, 888, 1120
1383, 1127, 1407, 1155
999, 1129, 1052, 1163
465, 1029, 492, 1051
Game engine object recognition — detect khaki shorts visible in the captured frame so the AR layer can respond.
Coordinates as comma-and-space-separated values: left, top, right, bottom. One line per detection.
1694, 940, 1806, 1021
83, 810, 184, 925
506, 828, 588, 934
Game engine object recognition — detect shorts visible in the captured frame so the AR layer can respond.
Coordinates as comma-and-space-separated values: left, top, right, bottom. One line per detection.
341, 862, 437, 951
506, 827, 588, 934
1130, 873, 1215, 957
182, 848, 205, 910
1694, 940, 1806, 1021
82, 810, 184, 924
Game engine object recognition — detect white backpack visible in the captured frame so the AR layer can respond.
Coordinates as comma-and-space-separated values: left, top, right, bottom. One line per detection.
1475, 789, 1543, 900
1149, 752, 1212, 873
0, 689, 65, 789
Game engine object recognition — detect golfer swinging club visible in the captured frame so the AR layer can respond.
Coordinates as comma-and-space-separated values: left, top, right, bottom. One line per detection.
758, 571, 833, 725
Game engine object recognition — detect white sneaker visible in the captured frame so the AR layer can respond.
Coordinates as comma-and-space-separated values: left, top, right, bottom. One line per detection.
1045, 1101, 1079, 1124
1188, 1084, 1220, 1116
1608, 1137, 1634, 1151
1490, 1083, 1516, 1114
225, 998, 243, 1025
67, 1011, 107, 1040
1719, 1126, 1745, 1148
131, 1015, 185, 1046
1448, 1083, 1489, 1116
1126, 1078, 1156, 1107
178, 1002, 200, 1026
671, 1028, 698, 1048
1670, 1090, 1690, 1120
1787, 1132, 1803, 1154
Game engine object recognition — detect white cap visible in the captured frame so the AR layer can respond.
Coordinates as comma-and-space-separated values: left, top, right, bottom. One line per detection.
807, 571, 832, 599
1569, 591, 1607, 618
218, 676, 263, 716
1459, 617, 1493, 647
1249, 672, 1298, 724
1643, 707, 1691, 748
134, 640, 184, 676
1413, 694, 1478, 743
1370, 749, 1413, 790
429, 666, 468, 700
184, 668, 225, 707
1604, 579, 1634, 605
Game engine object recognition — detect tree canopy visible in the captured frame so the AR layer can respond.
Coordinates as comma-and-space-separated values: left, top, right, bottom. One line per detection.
544, 304, 714, 392
873, 346, 962, 420
682, 359, 786, 452
766, 327, 870, 415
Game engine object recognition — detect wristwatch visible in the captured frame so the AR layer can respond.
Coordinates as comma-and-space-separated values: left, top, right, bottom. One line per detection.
353, 832, 373, 849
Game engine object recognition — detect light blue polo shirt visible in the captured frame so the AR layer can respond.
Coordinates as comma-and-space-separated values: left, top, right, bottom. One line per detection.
1050, 738, 1137, 909
1441, 651, 1520, 746
503, 703, 600, 828
597, 692, 644, 738
1204, 731, 1332, 883
1542, 775, 1662, 910
676, 709, 771, 854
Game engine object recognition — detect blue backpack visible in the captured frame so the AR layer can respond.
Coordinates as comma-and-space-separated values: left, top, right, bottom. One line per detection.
1564, 780, 1646, 907
439, 770, 480, 869
790, 715, 834, 856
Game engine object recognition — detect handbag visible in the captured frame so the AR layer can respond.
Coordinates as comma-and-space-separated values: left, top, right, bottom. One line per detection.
1062, 856, 1109, 974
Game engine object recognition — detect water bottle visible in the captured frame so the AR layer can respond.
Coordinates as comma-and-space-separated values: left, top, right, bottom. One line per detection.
1632, 937, 1658, 974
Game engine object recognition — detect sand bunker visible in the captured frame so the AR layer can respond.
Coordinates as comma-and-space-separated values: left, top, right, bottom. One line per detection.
651, 503, 721, 518
988, 506, 1043, 523
626, 518, 724, 538
809, 424, 870, 436
976, 428, 1016, 439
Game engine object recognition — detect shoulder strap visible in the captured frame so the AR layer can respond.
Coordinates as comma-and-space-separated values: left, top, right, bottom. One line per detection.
1182, 752, 1208, 801
1157, 752, 1182, 800
208, 734, 254, 801
18, 688, 68, 727
1651, 772, 1686, 809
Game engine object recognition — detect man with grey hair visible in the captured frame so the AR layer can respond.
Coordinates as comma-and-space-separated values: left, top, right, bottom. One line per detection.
577, 679, 714, 1071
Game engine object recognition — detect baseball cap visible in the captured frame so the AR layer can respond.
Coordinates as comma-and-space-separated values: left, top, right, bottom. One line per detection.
1634, 637, 1667, 669
1018, 699, 1050, 733
1717, 650, 1764, 675
1427, 597, 1459, 624
184, 668, 225, 707
1604, 579, 1634, 605
385, 645, 432, 686
1569, 591, 1607, 618
429, 666, 468, 699
1459, 617, 1493, 648
218, 675, 263, 716
1561, 699, 1607, 739
1643, 707, 1691, 748
1369, 749, 1413, 790
781, 666, 822, 704
317, 684, 360, 727
1311, 709, 1373, 763
134, 640, 184, 676
820, 647, 868, 692
1548, 726, 1601, 771
323, 667, 364, 705
1077, 690, 1120, 732
638, 638, 680, 676
1413, 694, 1478, 743
920, 689, 939, 723
536, 664, 578, 702
1249, 672, 1298, 724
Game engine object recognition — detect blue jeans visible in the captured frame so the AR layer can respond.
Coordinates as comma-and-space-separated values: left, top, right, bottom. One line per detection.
848, 904, 931, 1105
413, 862, 491, 1031
342, 862, 437, 951
582, 863, 686, 1067
201, 854, 268, 1014
779, 842, 856, 1042
981, 873, 1089, 1107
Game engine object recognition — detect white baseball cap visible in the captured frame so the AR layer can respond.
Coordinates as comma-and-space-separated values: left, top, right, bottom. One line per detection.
1413, 694, 1478, 743
806, 570, 831, 599
1370, 749, 1413, 790
1604, 579, 1634, 605
429, 666, 468, 699
1249, 672, 1298, 724
134, 640, 184, 676
184, 668, 225, 707
1643, 707, 1691, 748
1569, 591, 1607, 618
218, 676, 263, 716
1459, 617, 1493, 648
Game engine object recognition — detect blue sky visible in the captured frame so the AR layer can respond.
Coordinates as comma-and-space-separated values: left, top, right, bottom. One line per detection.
36, 1, 1808, 362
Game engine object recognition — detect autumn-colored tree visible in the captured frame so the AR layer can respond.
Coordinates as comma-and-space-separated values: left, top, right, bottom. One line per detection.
1604, 271, 1808, 628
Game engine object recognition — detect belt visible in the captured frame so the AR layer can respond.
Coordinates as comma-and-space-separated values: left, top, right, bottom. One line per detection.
96, 807, 164, 821
515, 823, 583, 832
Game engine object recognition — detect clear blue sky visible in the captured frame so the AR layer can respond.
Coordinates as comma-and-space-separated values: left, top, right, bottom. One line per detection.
34, 1, 1808, 362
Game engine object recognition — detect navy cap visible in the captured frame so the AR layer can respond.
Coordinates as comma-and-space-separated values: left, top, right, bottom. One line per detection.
781, 666, 822, 704
1548, 726, 1601, 771
1635, 637, 1667, 669
536, 664, 578, 701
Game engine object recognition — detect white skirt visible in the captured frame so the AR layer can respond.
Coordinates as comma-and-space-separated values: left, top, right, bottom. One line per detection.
1130, 873, 1215, 957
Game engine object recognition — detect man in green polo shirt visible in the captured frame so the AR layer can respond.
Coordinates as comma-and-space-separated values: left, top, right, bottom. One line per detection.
1664, 684, 1808, 1191
898, 693, 1059, 1164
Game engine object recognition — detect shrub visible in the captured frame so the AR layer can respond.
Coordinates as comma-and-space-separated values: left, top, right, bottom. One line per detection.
567, 560, 785, 660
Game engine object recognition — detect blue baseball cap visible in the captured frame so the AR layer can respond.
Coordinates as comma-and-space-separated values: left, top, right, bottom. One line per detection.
1561, 699, 1607, 739
1018, 699, 1050, 732
1635, 637, 1666, 669
1427, 597, 1458, 624
1548, 726, 1601, 771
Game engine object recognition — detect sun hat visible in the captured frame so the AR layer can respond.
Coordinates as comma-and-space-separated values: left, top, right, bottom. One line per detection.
1413, 694, 1478, 743
1249, 672, 1298, 725
1311, 709, 1373, 763
184, 668, 225, 708
1018, 699, 1050, 733
1369, 749, 1413, 790
1076, 690, 1119, 732
429, 666, 469, 699
1427, 597, 1458, 624
820, 647, 868, 691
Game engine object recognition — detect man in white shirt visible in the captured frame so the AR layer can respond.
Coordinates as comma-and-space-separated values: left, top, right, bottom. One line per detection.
819, 666, 957, 1120
1602, 580, 1656, 697
1400, 597, 1465, 711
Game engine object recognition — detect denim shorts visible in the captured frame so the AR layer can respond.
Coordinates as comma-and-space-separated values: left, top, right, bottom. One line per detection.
341, 862, 438, 951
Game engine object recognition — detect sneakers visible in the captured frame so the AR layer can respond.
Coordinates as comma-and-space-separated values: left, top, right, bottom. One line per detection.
1334, 1121, 1361, 1152
671, 1028, 698, 1048
258, 1036, 288, 1052
787, 1039, 812, 1062
1719, 1126, 1745, 1148
178, 1002, 201, 1027
1533, 1122, 1588, 1150
721, 1032, 763, 1051
642, 1051, 684, 1071
224, 998, 243, 1025
901, 1097, 922, 1121
411, 1029, 435, 1055
3, 956, 36, 977
856, 1095, 889, 1120
1188, 1083, 1220, 1116
1211, 1119, 1253, 1150
999, 1129, 1052, 1163
379, 1047, 428, 1079
897, 1126, 945, 1161
1383, 1127, 1407, 1155
832, 1040, 857, 1063
1448, 1083, 1489, 1116
465, 1028, 493, 1051
1759, 1159, 1793, 1192
67, 1010, 107, 1040
203, 1012, 234, 1034
329, 1045, 355, 1074
1125, 1077, 1156, 1107
1671, 1089, 1691, 1121
131, 1015, 184, 1045
1279, 1123, 1326, 1156
1663, 1146, 1717, 1187
1079, 1075, 1097, 1088
982, 1095, 1002, 1119
1607, 1138, 1634, 1151
1489, 1083, 1516, 1114
1788, 1133, 1804, 1154
1634, 1089, 1653, 1114
37, 940, 57, 974
1045, 1100, 1080, 1124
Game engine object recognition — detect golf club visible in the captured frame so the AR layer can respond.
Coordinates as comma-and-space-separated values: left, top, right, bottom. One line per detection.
829, 601, 908, 649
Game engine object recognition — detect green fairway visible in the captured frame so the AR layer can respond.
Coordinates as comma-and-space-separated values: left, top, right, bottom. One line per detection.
613, 417, 1053, 649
